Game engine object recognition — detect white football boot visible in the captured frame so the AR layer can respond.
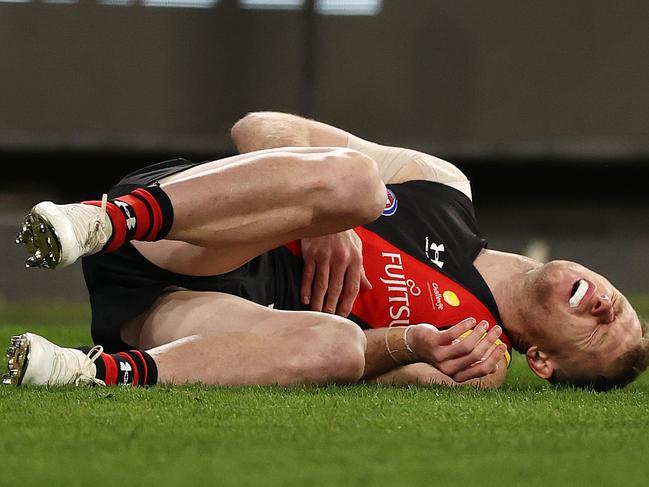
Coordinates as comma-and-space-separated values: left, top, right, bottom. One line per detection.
16, 196, 113, 269
3, 333, 105, 386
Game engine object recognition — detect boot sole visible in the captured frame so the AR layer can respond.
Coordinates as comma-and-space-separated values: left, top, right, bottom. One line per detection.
16, 211, 62, 269
3, 335, 30, 386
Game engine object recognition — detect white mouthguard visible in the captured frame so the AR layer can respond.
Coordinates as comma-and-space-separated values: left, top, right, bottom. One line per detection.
569, 279, 589, 308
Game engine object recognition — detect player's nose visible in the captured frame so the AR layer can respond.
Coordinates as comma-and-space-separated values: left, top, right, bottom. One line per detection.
590, 294, 614, 322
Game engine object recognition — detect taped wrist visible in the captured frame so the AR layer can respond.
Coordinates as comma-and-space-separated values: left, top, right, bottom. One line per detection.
385, 326, 418, 365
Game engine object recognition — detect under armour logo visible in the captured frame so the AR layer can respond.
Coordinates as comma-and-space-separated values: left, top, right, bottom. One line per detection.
425, 237, 445, 268
125, 217, 136, 230
120, 361, 132, 385
114, 200, 137, 230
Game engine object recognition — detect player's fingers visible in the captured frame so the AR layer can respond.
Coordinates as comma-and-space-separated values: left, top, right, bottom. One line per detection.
439, 325, 502, 376
323, 263, 347, 314
477, 341, 499, 364
449, 319, 489, 355
359, 266, 372, 291
335, 260, 362, 317
452, 344, 507, 383
451, 325, 502, 371
309, 260, 330, 312
473, 325, 502, 360
438, 317, 478, 344
300, 260, 316, 305
436, 320, 487, 361
430, 318, 477, 361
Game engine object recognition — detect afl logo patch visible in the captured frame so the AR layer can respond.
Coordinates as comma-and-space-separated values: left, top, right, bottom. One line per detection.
382, 189, 398, 217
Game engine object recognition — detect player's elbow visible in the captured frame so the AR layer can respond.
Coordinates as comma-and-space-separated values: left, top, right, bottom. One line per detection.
230, 112, 262, 151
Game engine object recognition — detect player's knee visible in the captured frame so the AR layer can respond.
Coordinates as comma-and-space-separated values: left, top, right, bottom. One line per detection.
324, 149, 385, 223
302, 317, 366, 384
325, 318, 366, 382
347, 150, 386, 221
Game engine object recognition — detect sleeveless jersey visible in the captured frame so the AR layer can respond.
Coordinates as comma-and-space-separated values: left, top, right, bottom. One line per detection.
284, 180, 512, 363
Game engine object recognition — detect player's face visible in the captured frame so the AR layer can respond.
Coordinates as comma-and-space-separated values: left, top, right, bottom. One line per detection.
522, 260, 643, 378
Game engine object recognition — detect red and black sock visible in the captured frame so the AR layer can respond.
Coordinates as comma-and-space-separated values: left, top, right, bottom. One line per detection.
92, 350, 159, 387
83, 184, 174, 253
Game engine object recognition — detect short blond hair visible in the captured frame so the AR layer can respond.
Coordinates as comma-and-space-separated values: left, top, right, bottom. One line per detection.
549, 320, 649, 391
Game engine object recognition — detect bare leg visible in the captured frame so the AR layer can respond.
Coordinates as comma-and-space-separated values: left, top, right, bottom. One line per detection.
127, 291, 367, 385
135, 147, 386, 275
162, 147, 384, 246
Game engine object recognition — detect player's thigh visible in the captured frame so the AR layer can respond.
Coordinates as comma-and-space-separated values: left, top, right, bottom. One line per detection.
130, 290, 334, 350
131, 239, 270, 276
157, 146, 339, 186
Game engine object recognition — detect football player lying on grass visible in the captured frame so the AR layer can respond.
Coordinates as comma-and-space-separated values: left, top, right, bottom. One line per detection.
5, 112, 649, 390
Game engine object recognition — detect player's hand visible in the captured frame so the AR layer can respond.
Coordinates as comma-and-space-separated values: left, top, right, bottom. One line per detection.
407, 318, 507, 383
300, 229, 372, 317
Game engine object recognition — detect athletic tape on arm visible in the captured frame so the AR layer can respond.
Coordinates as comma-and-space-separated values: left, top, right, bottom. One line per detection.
347, 134, 472, 200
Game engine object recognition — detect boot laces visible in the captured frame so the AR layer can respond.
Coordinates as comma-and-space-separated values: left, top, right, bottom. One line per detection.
50, 344, 106, 386
67, 194, 109, 254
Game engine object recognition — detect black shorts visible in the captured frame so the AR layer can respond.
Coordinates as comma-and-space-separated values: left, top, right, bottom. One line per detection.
82, 158, 305, 353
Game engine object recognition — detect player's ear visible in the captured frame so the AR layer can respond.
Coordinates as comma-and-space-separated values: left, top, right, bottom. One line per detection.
525, 345, 555, 379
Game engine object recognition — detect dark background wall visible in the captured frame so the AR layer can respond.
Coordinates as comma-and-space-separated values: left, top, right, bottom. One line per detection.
1, 0, 648, 298
3, 1, 649, 151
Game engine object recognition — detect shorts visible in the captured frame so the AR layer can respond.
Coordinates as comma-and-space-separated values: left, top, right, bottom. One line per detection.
82, 158, 304, 353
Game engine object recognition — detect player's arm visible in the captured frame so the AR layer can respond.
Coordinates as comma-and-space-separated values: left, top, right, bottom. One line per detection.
370, 326, 510, 388
362, 318, 507, 384
373, 360, 508, 389
230, 111, 471, 197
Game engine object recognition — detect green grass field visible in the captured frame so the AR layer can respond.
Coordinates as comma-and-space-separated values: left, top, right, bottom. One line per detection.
1, 300, 649, 487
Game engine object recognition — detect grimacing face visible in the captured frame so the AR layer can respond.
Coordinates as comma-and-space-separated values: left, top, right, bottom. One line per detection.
521, 260, 643, 380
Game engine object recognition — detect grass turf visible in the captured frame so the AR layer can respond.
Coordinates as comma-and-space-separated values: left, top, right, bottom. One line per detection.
1, 299, 649, 486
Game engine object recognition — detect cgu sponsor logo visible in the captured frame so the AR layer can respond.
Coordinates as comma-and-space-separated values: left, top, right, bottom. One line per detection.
381, 252, 421, 326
